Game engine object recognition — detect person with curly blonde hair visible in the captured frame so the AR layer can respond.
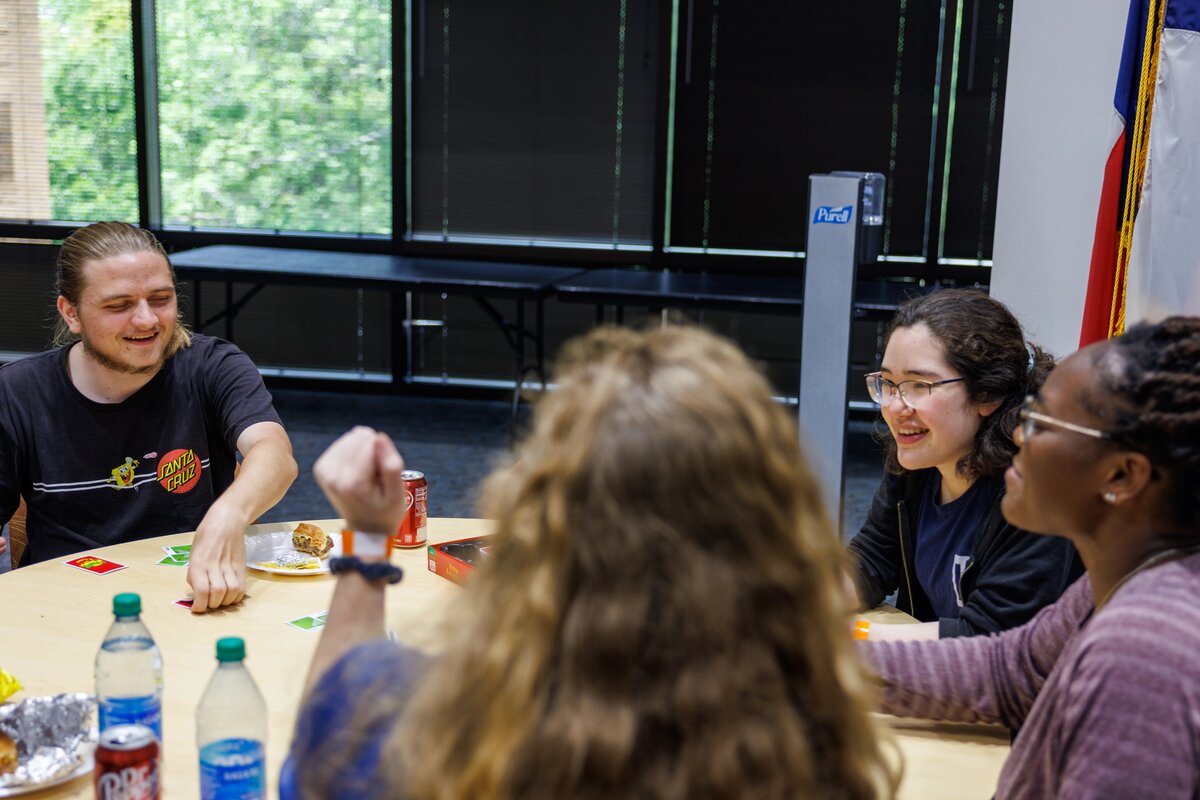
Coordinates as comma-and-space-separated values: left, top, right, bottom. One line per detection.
281, 325, 898, 800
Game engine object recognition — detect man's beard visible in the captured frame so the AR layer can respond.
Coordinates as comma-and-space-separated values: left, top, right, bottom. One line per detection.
81, 332, 170, 376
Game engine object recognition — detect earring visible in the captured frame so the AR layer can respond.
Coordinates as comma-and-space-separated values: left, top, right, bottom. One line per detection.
1103, 491, 1117, 504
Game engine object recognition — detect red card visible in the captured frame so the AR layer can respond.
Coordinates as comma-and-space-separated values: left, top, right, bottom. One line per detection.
64, 555, 128, 575
173, 598, 195, 609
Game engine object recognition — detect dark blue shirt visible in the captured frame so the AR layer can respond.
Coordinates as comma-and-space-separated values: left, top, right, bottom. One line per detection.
913, 473, 995, 619
280, 639, 428, 800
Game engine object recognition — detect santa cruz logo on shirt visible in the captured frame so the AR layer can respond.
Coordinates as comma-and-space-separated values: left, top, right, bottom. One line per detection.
156, 448, 202, 493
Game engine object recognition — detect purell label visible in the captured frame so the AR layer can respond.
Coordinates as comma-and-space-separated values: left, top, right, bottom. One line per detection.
813, 205, 853, 224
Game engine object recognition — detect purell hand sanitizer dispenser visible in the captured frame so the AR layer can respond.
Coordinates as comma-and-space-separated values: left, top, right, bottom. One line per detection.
799, 172, 885, 533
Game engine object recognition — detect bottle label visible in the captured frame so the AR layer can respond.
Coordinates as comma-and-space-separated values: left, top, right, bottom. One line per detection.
199, 738, 266, 800
99, 694, 162, 741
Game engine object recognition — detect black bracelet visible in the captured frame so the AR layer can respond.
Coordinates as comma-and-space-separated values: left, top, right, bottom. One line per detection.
329, 556, 404, 585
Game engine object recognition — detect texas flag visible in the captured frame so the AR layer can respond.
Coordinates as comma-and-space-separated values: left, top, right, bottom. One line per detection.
1080, 0, 1200, 347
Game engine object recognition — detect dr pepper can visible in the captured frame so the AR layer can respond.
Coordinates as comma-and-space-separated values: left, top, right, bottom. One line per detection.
95, 724, 160, 800
395, 470, 428, 548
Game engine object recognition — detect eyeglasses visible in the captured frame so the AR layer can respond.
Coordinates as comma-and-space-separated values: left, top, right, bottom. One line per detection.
1018, 396, 1113, 443
865, 372, 965, 410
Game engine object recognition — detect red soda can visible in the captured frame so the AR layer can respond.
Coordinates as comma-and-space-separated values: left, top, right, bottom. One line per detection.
95, 724, 160, 800
395, 470, 428, 548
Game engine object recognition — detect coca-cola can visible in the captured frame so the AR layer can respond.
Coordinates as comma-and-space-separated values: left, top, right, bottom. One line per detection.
395, 470, 428, 548
95, 724, 160, 800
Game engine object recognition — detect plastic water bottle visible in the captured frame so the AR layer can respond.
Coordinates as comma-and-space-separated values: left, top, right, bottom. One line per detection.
95, 592, 164, 741
196, 637, 267, 800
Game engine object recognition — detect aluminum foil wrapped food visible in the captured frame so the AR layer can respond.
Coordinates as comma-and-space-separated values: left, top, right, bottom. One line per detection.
0, 693, 96, 789
274, 549, 317, 568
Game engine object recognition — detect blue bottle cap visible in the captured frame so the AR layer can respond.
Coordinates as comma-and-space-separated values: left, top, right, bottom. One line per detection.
216, 637, 246, 662
112, 593, 141, 617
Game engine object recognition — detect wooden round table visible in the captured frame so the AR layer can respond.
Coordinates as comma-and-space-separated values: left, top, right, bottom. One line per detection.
0, 518, 1008, 798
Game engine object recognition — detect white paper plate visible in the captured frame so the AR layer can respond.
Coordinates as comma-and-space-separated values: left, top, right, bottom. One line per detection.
245, 529, 340, 575
0, 752, 93, 797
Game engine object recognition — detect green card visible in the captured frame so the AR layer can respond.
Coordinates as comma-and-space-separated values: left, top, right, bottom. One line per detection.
157, 553, 190, 567
286, 611, 329, 632
163, 544, 192, 556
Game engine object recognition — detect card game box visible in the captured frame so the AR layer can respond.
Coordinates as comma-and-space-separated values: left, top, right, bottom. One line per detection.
428, 536, 491, 586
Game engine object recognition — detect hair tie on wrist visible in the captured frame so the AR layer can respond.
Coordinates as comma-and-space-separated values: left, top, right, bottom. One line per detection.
330, 555, 404, 584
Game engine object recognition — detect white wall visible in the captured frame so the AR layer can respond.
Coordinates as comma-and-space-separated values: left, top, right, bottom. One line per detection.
990, 0, 1128, 359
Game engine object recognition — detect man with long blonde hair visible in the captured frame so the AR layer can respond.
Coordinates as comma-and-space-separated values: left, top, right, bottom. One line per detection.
282, 326, 898, 799
0, 222, 297, 612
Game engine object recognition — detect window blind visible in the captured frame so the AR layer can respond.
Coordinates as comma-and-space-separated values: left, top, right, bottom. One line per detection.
667, 0, 1007, 265
408, 0, 659, 249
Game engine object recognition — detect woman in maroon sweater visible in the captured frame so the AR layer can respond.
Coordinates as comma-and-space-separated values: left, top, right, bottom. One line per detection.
867, 317, 1200, 798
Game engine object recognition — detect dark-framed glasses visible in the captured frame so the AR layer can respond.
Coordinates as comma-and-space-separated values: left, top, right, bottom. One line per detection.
865, 372, 965, 410
1018, 395, 1113, 442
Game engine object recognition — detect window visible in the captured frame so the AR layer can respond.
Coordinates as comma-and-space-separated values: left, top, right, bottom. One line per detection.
0, 102, 14, 184
1, 0, 1017, 389
408, 0, 659, 250
1, 0, 135, 222
937, 0, 1010, 263
155, 0, 392, 235
666, 0, 1004, 265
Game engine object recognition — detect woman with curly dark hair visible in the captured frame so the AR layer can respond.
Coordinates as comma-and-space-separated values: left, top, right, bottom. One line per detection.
281, 326, 898, 800
868, 316, 1200, 797
848, 289, 1081, 640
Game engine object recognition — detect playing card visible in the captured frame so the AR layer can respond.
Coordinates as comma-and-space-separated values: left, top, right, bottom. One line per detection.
157, 554, 190, 566
286, 611, 329, 632
64, 555, 127, 575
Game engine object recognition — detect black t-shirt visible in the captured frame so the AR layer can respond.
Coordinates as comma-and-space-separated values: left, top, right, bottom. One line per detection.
0, 334, 283, 563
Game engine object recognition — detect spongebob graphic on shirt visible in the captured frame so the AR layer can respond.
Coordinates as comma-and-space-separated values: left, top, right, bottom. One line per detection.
108, 457, 140, 488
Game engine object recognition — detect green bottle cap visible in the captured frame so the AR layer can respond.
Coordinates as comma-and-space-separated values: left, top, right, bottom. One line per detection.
112, 593, 141, 617
216, 637, 246, 662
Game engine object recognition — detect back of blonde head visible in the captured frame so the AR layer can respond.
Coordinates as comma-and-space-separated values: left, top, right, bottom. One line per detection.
306, 326, 896, 799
